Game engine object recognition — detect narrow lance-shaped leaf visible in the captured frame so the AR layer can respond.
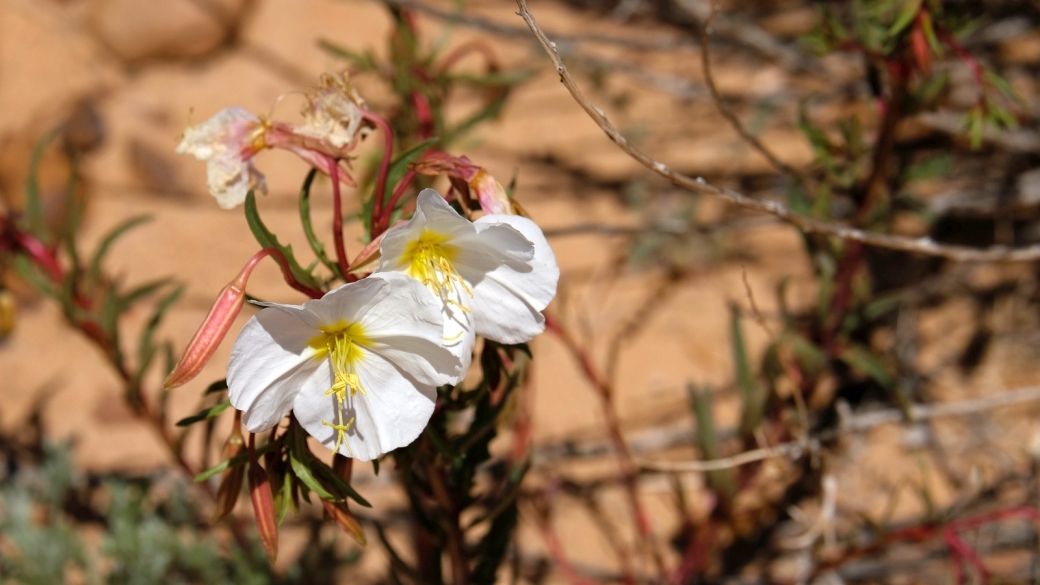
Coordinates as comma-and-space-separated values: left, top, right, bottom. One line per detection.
244, 191, 322, 291
363, 136, 438, 226
87, 215, 152, 289
730, 305, 766, 437
22, 129, 60, 242
688, 385, 736, 502
297, 168, 342, 278
176, 401, 232, 427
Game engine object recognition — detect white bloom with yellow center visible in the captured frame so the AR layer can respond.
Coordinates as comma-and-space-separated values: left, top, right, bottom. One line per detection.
376, 189, 559, 368
176, 107, 268, 209
227, 272, 462, 461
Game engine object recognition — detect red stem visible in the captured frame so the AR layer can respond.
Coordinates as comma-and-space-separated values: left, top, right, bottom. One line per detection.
327, 158, 351, 277
361, 109, 395, 237
379, 169, 417, 232
437, 39, 499, 75
259, 247, 324, 299
544, 313, 663, 579
12, 232, 64, 281
938, 28, 985, 86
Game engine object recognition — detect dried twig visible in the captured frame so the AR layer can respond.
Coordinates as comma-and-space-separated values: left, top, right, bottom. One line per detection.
637, 385, 1040, 473
700, 3, 803, 180
513, 0, 1040, 263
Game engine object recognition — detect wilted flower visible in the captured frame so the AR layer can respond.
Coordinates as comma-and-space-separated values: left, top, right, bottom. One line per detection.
297, 72, 371, 150
176, 107, 269, 209
412, 151, 524, 215
227, 272, 462, 461
177, 74, 372, 209
375, 189, 559, 368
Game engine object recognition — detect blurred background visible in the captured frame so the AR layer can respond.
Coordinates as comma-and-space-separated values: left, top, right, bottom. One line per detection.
3, 0, 1040, 583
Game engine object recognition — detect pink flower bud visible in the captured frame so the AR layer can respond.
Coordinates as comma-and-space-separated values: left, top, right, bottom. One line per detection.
211, 412, 245, 523
249, 445, 279, 562
470, 169, 512, 215
163, 258, 255, 390
322, 500, 366, 546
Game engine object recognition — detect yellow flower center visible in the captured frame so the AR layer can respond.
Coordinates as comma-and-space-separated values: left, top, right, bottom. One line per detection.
310, 321, 371, 456
402, 229, 472, 312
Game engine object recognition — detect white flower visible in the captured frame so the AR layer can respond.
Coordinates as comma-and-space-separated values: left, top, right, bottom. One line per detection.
375, 189, 559, 369
176, 107, 268, 209
227, 272, 462, 461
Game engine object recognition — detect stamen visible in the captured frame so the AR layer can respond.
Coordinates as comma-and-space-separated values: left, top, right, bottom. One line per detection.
324, 331, 367, 401
322, 413, 355, 456
405, 230, 473, 306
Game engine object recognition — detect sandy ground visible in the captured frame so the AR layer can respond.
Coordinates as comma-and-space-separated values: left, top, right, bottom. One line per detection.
4, 0, 1040, 581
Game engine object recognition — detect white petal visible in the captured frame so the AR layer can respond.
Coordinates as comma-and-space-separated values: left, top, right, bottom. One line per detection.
206, 154, 262, 209
376, 189, 475, 273
292, 349, 436, 461
413, 189, 477, 237
177, 107, 258, 160
463, 215, 559, 344
359, 273, 465, 384
227, 307, 322, 432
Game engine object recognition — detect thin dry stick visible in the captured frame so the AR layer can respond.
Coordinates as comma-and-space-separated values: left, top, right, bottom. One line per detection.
700, 2, 803, 180
638, 384, 1040, 473
513, 0, 1040, 263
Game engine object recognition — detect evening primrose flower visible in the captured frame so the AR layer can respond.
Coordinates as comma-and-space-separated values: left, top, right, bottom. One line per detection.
227, 272, 462, 461
375, 190, 559, 368
176, 106, 268, 209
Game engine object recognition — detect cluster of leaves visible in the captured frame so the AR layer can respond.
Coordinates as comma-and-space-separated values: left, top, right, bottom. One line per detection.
0, 442, 293, 585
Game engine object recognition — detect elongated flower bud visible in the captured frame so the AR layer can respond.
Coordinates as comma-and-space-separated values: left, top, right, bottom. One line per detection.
164, 255, 260, 390
248, 438, 278, 562
211, 412, 245, 523
322, 500, 366, 546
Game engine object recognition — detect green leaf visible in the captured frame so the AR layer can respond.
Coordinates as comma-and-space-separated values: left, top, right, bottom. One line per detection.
317, 39, 378, 70
297, 168, 342, 279
175, 401, 232, 427
203, 379, 229, 395
22, 129, 60, 242
313, 461, 372, 508
687, 385, 736, 500
118, 278, 173, 311
134, 284, 184, 393
12, 255, 58, 299
370, 137, 439, 222
840, 345, 893, 387
288, 451, 336, 501
244, 191, 322, 291
730, 306, 766, 437
87, 215, 152, 288
195, 455, 238, 482
888, 0, 922, 36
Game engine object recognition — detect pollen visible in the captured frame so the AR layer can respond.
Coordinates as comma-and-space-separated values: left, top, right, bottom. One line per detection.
402, 229, 472, 306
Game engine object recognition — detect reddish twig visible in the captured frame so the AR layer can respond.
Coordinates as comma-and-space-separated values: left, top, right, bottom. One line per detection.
327, 157, 351, 277
438, 39, 499, 74
380, 169, 417, 232
545, 313, 664, 579
260, 247, 325, 299
361, 109, 395, 237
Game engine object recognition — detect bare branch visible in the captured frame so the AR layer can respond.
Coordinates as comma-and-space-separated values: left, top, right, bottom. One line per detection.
637, 385, 1040, 473
700, 3, 804, 179
513, 0, 1040, 263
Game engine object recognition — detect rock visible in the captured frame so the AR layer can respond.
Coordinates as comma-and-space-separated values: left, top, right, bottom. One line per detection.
87, 0, 247, 63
